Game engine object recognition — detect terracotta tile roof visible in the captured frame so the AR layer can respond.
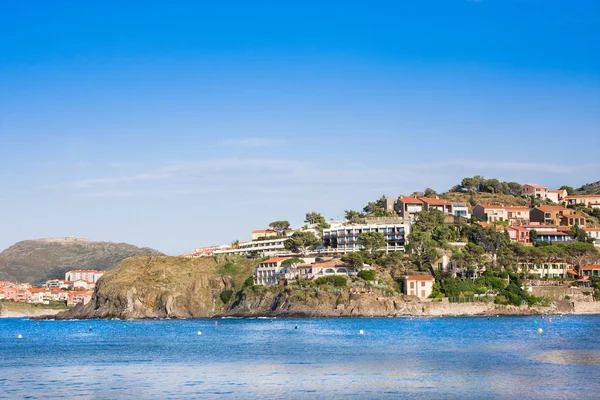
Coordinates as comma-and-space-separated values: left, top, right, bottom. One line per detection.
419, 197, 451, 205
252, 229, 277, 234
504, 206, 529, 211
583, 227, 600, 231
538, 231, 569, 236
549, 190, 566, 193
563, 195, 600, 199
524, 184, 548, 189
582, 264, 600, 270
28, 288, 49, 293
404, 275, 434, 281
535, 205, 570, 212
562, 213, 586, 219
399, 196, 424, 204
259, 257, 290, 265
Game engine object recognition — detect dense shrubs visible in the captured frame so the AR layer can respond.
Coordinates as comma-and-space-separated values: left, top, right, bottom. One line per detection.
314, 275, 347, 287
357, 270, 376, 281
219, 289, 233, 304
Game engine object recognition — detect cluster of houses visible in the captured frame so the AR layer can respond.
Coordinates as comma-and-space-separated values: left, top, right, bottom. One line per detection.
181, 183, 600, 294
0, 269, 103, 307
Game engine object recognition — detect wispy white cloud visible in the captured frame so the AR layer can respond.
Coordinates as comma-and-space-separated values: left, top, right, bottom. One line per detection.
52, 157, 598, 199
217, 138, 284, 148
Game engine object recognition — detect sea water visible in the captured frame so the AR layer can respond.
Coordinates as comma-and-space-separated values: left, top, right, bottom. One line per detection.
1, 316, 599, 399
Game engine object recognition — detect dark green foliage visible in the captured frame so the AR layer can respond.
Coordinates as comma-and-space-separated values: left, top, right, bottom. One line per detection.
358, 231, 386, 254
284, 231, 321, 255
357, 269, 376, 281
269, 220, 291, 236
220, 289, 233, 304
362, 195, 394, 217
314, 275, 347, 287
243, 276, 255, 287
341, 252, 364, 268
281, 258, 305, 268
218, 262, 240, 276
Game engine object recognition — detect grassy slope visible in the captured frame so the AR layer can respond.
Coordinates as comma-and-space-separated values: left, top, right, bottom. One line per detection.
97, 255, 257, 312
576, 181, 600, 195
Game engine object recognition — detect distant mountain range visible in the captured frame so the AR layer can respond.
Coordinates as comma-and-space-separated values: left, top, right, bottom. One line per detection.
0, 237, 164, 284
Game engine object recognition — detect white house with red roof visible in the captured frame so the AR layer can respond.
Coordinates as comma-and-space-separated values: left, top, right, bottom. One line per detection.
523, 184, 549, 199
254, 257, 290, 285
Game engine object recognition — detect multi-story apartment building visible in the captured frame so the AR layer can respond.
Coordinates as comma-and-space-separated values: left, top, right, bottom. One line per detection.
214, 237, 288, 257
473, 204, 507, 222
583, 227, 600, 246
322, 223, 410, 253
529, 206, 585, 227
65, 270, 104, 283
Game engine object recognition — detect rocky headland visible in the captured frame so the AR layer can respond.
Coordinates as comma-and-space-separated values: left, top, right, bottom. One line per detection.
49, 256, 600, 320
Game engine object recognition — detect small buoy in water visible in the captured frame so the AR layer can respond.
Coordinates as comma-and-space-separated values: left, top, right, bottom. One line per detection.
548, 318, 552, 323
214, 321, 218, 326
534, 320, 538, 324
359, 330, 364, 335
89, 326, 93, 332
197, 331, 202, 336
294, 324, 298, 330
123, 325, 127, 329
538, 328, 543, 334
17, 334, 23, 339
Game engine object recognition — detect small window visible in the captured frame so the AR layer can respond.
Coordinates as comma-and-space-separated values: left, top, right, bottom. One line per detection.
421, 281, 425, 287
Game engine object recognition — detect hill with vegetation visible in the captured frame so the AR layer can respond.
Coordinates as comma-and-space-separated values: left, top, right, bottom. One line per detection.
0, 238, 163, 284
575, 181, 600, 195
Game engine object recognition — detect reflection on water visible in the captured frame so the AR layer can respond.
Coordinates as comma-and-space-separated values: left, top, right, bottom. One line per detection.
1, 316, 600, 399
536, 350, 600, 365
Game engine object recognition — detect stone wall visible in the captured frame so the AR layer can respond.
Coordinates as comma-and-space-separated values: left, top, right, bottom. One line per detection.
531, 286, 593, 302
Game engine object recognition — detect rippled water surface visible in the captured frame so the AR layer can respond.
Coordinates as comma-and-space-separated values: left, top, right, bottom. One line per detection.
1, 316, 599, 399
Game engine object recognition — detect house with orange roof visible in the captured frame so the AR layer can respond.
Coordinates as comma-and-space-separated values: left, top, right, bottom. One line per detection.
530, 205, 574, 225
582, 264, 600, 278
403, 275, 435, 298
419, 197, 453, 215
547, 189, 568, 203
523, 184, 549, 199
298, 259, 359, 280
561, 194, 600, 208
251, 229, 279, 241
395, 196, 424, 219
254, 257, 291, 285
67, 291, 93, 306
2, 286, 29, 302
27, 288, 51, 304
473, 204, 508, 222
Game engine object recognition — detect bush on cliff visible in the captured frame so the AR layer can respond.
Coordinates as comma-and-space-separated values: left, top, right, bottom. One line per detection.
220, 289, 233, 304
357, 270, 376, 281
315, 276, 347, 287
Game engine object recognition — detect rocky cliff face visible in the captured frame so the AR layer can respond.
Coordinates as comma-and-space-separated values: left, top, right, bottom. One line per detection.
52, 256, 592, 320
54, 256, 253, 320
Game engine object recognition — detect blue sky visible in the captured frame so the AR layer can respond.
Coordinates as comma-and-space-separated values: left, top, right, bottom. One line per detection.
1, 0, 599, 255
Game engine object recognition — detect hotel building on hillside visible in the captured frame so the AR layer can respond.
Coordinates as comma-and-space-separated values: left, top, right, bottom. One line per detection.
65, 270, 104, 283
214, 237, 288, 257
322, 223, 410, 253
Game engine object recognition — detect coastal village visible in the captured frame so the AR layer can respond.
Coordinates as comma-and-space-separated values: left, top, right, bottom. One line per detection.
2, 178, 600, 311
0, 270, 102, 307
180, 180, 600, 304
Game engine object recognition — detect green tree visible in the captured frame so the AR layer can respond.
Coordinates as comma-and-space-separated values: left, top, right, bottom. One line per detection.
284, 231, 321, 256
568, 224, 594, 243
304, 212, 331, 231
281, 257, 305, 268
344, 210, 365, 224
357, 269, 376, 281
561, 242, 598, 277
461, 177, 477, 193
507, 182, 523, 196
363, 195, 393, 217
269, 220, 291, 237
560, 185, 576, 196
530, 229, 538, 244
412, 209, 446, 235
452, 243, 487, 281
358, 232, 387, 254
432, 224, 458, 245
341, 252, 364, 268
424, 188, 437, 197
407, 231, 439, 272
